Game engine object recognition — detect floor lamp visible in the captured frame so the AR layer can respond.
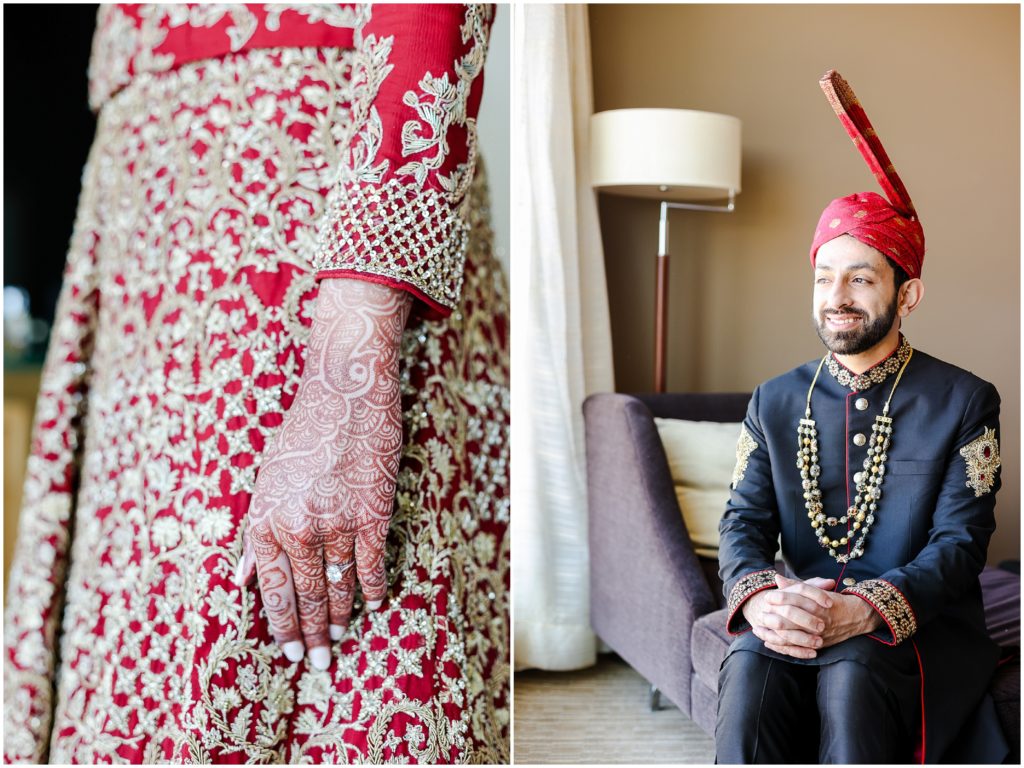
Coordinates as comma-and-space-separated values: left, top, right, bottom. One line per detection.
590, 108, 742, 393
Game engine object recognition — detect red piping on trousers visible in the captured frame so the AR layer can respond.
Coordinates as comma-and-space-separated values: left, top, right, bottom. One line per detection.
912, 638, 925, 764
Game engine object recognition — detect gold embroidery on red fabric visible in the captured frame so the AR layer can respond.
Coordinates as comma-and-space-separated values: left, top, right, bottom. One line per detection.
314, 5, 493, 312
5, 43, 508, 765
2, 139, 102, 763
88, 5, 369, 109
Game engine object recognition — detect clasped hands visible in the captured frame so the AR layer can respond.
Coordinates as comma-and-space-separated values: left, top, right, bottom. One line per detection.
233, 278, 412, 670
742, 574, 882, 659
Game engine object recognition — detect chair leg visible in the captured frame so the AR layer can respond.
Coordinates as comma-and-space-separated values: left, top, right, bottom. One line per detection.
649, 685, 664, 712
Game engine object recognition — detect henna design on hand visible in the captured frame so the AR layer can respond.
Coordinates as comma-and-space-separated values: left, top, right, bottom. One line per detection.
239, 278, 411, 668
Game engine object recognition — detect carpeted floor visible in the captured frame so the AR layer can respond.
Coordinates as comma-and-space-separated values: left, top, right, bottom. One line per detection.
513, 654, 716, 764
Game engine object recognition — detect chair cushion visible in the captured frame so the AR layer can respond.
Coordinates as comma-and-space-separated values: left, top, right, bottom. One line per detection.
691, 607, 733, 695
654, 418, 742, 557
980, 565, 1020, 647
689, 674, 719, 735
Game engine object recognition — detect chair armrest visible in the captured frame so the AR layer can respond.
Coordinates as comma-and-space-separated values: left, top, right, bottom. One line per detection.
583, 392, 720, 712
584, 392, 720, 616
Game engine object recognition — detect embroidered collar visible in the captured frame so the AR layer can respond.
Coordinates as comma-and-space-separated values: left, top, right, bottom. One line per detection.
825, 336, 913, 392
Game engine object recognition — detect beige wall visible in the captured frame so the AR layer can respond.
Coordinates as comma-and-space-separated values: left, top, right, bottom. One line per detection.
590, 4, 1020, 562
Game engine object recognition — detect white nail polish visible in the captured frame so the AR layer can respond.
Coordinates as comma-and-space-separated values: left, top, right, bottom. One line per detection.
309, 646, 331, 670
282, 641, 304, 662
233, 559, 245, 587
366, 599, 383, 610
329, 624, 344, 641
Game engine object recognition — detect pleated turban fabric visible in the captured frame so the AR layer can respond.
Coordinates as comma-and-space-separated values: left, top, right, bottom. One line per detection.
810, 71, 925, 279
811, 191, 925, 279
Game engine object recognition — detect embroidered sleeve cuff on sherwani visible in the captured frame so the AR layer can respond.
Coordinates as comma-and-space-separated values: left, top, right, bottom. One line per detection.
313, 4, 493, 320
726, 568, 778, 635
843, 578, 918, 645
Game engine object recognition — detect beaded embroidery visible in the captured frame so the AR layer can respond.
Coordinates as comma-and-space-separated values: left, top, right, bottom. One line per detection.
726, 569, 778, 632
959, 427, 1000, 497
731, 426, 757, 489
314, 5, 492, 314
5, 39, 508, 765
842, 579, 917, 644
315, 180, 468, 311
825, 335, 912, 391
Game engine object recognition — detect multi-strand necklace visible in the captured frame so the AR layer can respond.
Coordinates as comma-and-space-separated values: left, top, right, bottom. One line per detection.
797, 345, 913, 564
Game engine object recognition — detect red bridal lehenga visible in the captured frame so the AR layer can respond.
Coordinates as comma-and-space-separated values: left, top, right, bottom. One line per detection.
4, 5, 509, 763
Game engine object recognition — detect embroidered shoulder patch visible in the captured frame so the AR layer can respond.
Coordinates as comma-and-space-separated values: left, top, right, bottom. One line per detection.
959, 427, 1000, 497
731, 426, 757, 489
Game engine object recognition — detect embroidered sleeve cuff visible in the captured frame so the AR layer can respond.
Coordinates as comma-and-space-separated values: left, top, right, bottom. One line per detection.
314, 179, 468, 317
842, 578, 917, 645
314, 271, 449, 321
726, 569, 778, 635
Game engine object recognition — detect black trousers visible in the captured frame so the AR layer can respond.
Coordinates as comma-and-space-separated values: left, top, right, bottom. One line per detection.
715, 649, 920, 764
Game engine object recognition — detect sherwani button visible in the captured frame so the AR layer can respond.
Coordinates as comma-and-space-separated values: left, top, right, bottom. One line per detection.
853, 433, 867, 446
843, 577, 857, 587
855, 397, 869, 411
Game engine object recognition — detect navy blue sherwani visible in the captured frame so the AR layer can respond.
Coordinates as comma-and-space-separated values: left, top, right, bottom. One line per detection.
718, 338, 1006, 763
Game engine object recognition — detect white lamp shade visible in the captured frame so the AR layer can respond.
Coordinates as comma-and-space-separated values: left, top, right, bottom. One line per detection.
590, 108, 742, 202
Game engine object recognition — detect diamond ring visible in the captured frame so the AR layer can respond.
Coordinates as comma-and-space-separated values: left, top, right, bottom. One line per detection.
325, 562, 353, 584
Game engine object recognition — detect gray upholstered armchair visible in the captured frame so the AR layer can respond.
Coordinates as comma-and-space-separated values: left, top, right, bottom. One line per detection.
582, 391, 749, 733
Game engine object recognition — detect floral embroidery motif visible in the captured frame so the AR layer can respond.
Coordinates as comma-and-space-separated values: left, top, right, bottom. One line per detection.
2, 143, 102, 764
396, 5, 489, 196
5, 42, 508, 765
843, 578, 917, 644
267, 5, 364, 35
959, 427, 1000, 497
726, 569, 777, 634
825, 336, 912, 391
731, 425, 757, 489
88, 5, 369, 110
343, 35, 397, 184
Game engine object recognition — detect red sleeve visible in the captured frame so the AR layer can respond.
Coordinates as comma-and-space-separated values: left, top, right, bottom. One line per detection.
314, 4, 494, 320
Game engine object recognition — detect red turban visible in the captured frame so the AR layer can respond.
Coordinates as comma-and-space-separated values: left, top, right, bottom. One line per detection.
810, 71, 925, 278
810, 191, 925, 278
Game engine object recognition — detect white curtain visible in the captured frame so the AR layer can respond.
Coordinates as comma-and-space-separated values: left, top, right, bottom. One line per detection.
511, 4, 615, 671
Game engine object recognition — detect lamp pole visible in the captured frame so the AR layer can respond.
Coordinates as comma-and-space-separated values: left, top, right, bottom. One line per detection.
654, 192, 736, 393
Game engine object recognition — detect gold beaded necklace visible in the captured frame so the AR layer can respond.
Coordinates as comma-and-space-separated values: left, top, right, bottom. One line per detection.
797, 347, 913, 564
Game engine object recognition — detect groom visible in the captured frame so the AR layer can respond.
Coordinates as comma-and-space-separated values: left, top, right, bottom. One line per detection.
714, 71, 1006, 763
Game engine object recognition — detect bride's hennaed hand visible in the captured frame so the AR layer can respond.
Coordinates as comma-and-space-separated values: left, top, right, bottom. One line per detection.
234, 277, 411, 670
